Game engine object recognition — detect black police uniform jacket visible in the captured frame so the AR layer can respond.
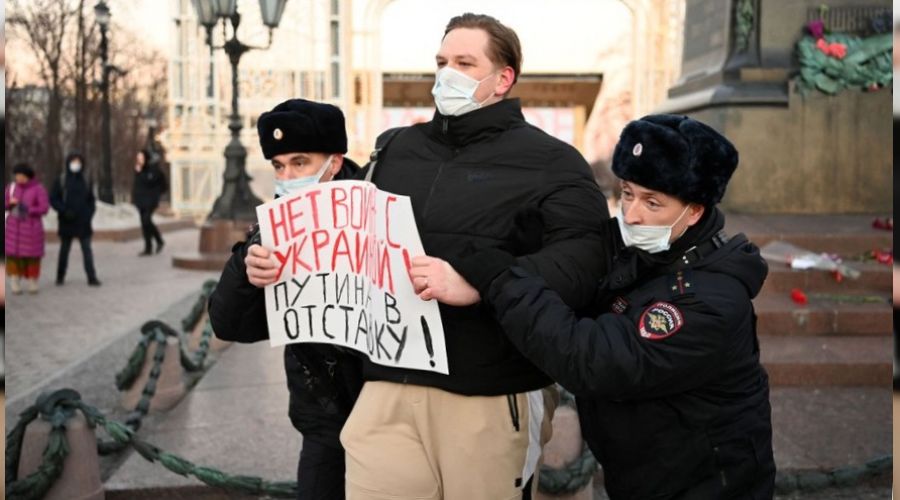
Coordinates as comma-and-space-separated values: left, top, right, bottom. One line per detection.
208, 159, 363, 446
360, 98, 610, 396
482, 209, 775, 499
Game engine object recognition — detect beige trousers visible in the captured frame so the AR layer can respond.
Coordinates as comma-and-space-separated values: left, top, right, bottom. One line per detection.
341, 381, 557, 500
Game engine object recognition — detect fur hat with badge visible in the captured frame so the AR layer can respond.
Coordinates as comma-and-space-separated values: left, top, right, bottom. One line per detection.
257, 99, 348, 159
612, 114, 738, 206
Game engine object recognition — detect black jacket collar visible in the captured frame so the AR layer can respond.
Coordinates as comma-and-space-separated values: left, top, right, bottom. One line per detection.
428, 98, 526, 147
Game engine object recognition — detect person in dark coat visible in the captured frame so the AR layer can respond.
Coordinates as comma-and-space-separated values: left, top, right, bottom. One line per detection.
50, 151, 100, 286
132, 149, 168, 255
433, 114, 775, 500
208, 99, 363, 500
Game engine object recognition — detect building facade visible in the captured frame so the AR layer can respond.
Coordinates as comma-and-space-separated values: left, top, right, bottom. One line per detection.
166, 0, 685, 216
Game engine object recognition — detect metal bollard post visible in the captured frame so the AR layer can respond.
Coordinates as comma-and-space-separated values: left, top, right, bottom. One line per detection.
188, 316, 231, 353
120, 335, 185, 412
17, 412, 104, 500
535, 405, 594, 500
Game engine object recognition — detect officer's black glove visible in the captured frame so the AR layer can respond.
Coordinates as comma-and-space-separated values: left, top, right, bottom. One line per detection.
450, 207, 546, 298
451, 246, 517, 299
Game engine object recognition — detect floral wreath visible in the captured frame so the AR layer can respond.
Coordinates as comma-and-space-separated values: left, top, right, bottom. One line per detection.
795, 6, 892, 95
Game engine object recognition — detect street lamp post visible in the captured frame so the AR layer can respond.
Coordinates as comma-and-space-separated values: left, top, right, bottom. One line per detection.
173, 0, 287, 270
193, 0, 288, 221
94, 0, 113, 204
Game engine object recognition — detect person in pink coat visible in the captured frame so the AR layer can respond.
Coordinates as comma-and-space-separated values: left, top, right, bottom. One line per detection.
5, 163, 50, 294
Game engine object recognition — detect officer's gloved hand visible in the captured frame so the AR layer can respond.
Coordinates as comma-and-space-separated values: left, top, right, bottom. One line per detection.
450, 206, 545, 298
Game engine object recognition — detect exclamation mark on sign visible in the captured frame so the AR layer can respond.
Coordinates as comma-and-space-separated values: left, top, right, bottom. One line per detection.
420, 316, 435, 367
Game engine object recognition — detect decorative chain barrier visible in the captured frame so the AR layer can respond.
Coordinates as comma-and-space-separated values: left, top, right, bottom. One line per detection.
181, 280, 219, 333
110, 279, 220, 442
6, 389, 299, 499
538, 387, 598, 495
180, 319, 214, 372
179, 279, 218, 372
774, 455, 892, 494
102, 321, 174, 454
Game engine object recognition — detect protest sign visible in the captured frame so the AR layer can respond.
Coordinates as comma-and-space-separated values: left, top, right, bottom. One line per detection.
256, 180, 448, 374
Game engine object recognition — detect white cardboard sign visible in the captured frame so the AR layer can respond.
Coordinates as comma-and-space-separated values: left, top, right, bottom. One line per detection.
256, 180, 448, 374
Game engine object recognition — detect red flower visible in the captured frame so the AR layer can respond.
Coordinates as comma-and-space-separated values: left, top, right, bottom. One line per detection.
872, 217, 893, 230
873, 249, 893, 265
816, 38, 829, 53
829, 42, 847, 59
790, 288, 808, 305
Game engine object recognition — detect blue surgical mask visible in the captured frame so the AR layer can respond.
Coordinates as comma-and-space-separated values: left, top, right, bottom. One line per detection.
431, 67, 497, 116
274, 155, 333, 198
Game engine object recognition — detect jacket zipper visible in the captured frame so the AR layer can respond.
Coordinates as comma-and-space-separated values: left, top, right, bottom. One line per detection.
420, 162, 446, 223
422, 118, 456, 223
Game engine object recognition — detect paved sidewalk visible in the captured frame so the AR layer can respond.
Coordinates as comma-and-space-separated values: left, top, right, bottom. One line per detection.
102, 338, 892, 498
105, 342, 297, 499
5, 227, 218, 405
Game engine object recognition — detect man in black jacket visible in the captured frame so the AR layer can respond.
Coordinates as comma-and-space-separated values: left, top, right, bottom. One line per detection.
339, 13, 610, 500
208, 99, 363, 500
441, 115, 776, 499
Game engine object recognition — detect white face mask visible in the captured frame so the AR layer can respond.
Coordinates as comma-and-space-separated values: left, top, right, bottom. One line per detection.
274, 155, 333, 198
616, 203, 691, 254
431, 67, 497, 116
69, 161, 82, 173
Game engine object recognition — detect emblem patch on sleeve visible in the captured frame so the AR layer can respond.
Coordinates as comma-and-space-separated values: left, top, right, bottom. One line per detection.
638, 302, 684, 340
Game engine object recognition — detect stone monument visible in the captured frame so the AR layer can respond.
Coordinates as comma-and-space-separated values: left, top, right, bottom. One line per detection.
658, 0, 892, 214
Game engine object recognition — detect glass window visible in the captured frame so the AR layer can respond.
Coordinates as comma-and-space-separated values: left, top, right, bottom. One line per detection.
330, 21, 339, 57
331, 61, 340, 98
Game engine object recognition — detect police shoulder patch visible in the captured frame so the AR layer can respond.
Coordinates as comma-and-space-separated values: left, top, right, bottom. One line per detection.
637, 302, 684, 341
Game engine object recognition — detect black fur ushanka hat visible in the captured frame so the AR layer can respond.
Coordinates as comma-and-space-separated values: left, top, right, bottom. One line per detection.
257, 99, 348, 160
611, 114, 738, 206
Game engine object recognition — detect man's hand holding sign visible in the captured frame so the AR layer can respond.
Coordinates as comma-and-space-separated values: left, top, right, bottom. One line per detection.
409, 256, 480, 306
255, 180, 448, 374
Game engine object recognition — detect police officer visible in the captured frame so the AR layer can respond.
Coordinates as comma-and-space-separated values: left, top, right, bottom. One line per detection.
209, 99, 363, 500
433, 114, 775, 499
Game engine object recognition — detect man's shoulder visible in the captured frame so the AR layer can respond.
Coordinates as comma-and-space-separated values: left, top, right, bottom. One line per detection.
501, 125, 591, 175
506, 123, 580, 154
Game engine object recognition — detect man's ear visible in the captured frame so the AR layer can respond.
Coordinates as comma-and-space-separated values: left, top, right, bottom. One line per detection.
495, 66, 516, 96
329, 154, 344, 179
686, 203, 705, 227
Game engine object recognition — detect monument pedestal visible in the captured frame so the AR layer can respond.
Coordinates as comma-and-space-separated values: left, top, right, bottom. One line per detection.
656, 0, 891, 214
171, 219, 252, 271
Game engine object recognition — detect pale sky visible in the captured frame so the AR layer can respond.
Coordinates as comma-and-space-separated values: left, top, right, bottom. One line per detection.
7, 0, 632, 83
129, 0, 630, 73
379, 0, 629, 73
122, 0, 171, 51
